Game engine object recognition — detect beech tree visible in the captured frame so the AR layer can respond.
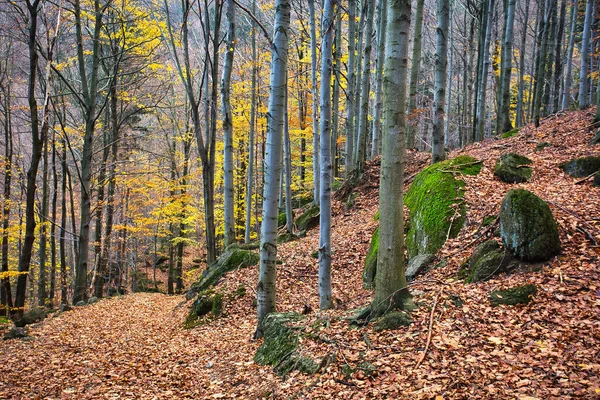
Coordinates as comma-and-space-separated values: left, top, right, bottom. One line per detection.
432, 0, 449, 164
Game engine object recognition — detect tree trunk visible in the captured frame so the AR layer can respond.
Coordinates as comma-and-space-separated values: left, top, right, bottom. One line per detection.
222, 0, 236, 246
309, 0, 320, 205
371, 0, 387, 158
373, 0, 412, 314
256, 0, 290, 338
562, 0, 578, 110
579, 0, 594, 108
0, 71, 13, 316
407, 0, 425, 149
444, 0, 454, 148
60, 139, 68, 305
551, 0, 568, 113
318, 0, 336, 311
331, 12, 342, 174
283, 82, 294, 235
38, 130, 49, 306
432, 0, 450, 164
516, 0, 530, 126
345, 0, 357, 177
474, 0, 494, 142
49, 133, 58, 306
497, 0, 516, 134
533, 0, 553, 127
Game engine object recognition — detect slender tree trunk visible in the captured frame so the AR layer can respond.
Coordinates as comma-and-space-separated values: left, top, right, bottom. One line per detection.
345, 0, 357, 176
49, 134, 58, 306
579, 0, 594, 108
255, 0, 290, 338
60, 139, 68, 305
551, 0, 568, 113
1, 75, 13, 315
474, 0, 494, 142
92, 116, 110, 298
562, 0, 578, 110
498, 0, 516, 134
38, 131, 49, 306
444, 0, 454, 147
331, 12, 342, 174
407, 0, 425, 149
318, 0, 336, 311
516, 0, 530, 126
353, 3, 365, 162
371, 0, 386, 158
283, 82, 294, 234
432, 0, 449, 163
373, 0, 412, 314
309, 0, 320, 205
222, 0, 236, 246
533, 0, 552, 127
244, 0, 257, 244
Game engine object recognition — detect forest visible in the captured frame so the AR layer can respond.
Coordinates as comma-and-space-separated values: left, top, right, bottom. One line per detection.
0, 0, 599, 398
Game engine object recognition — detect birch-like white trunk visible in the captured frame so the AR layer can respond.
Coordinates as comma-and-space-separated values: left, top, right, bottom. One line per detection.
432, 0, 449, 163
371, 0, 387, 158
283, 81, 294, 234
562, 0, 578, 110
497, 0, 516, 134
222, 0, 236, 246
579, 0, 593, 108
256, 0, 290, 338
373, 0, 412, 313
318, 0, 336, 311
406, 0, 425, 149
345, 0, 356, 177
474, 0, 493, 142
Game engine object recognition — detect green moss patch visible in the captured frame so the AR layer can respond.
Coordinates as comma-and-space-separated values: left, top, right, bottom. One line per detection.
463, 241, 513, 283
363, 227, 379, 289
405, 155, 481, 258
254, 312, 318, 375
501, 128, 519, 138
494, 153, 533, 183
191, 246, 259, 293
489, 284, 537, 306
295, 203, 320, 232
184, 289, 225, 329
373, 311, 412, 332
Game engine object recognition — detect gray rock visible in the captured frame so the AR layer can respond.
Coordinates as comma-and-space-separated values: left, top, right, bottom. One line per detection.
559, 156, 600, 178
75, 301, 86, 307
14, 307, 47, 327
494, 153, 533, 183
59, 304, 72, 313
499, 189, 561, 261
87, 296, 99, 304
405, 254, 436, 281
4, 327, 28, 340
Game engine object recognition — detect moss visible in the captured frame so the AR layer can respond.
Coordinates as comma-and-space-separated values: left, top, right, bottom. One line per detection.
295, 204, 320, 232
237, 242, 260, 251
535, 142, 552, 151
483, 215, 498, 227
332, 178, 343, 192
499, 189, 561, 261
357, 362, 377, 377
559, 156, 600, 178
277, 212, 287, 228
594, 174, 600, 187
501, 128, 519, 138
191, 247, 259, 293
489, 284, 537, 306
211, 293, 223, 316
310, 250, 319, 259
184, 290, 225, 329
277, 232, 298, 244
230, 285, 246, 298
405, 156, 481, 258
0, 316, 10, 326
466, 250, 509, 283
373, 311, 412, 332
254, 312, 317, 375
494, 153, 533, 183
363, 227, 379, 288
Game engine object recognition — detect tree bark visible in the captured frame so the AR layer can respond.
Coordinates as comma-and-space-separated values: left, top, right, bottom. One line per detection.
371, 0, 387, 158
516, 0, 530, 126
345, 0, 357, 177
406, 0, 425, 149
579, 0, 594, 108
432, 0, 449, 164
497, 0, 516, 134
562, 0, 578, 110
309, 0, 320, 205
245, 0, 258, 244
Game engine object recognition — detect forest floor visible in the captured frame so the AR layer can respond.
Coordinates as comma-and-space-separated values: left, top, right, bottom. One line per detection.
1, 109, 600, 399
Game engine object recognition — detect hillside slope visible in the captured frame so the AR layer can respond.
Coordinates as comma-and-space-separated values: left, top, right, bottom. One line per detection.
1, 110, 599, 399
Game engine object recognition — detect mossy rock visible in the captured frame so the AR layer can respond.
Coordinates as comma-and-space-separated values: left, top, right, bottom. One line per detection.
489, 284, 537, 306
405, 254, 435, 281
191, 247, 259, 293
277, 232, 298, 244
363, 227, 379, 288
594, 174, 600, 187
254, 312, 318, 375
88, 296, 99, 304
277, 212, 287, 228
590, 130, 600, 145
494, 153, 533, 183
535, 142, 552, 151
559, 156, 600, 178
499, 189, 560, 261
373, 311, 412, 332
405, 155, 482, 258
464, 241, 513, 283
295, 204, 320, 232
184, 289, 224, 329
501, 128, 519, 138
237, 242, 260, 251
14, 308, 47, 327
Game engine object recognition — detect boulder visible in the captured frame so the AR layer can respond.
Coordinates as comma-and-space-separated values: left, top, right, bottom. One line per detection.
489, 284, 537, 306
294, 203, 320, 232
254, 312, 318, 375
463, 240, 513, 283
14, 308, 47, 327
501, 128, 519, 138
3, 327, 28, 340
59, 304, 72, 313
190, 246, 259, 294
184, 290, 224, 329
499, 189, 560, 261
75, 301, 86, 307
373, 311, 412, 332
594, 174, 600, 187
559, 156, 600, 178
405, 254, 436, 282
87, 296, 99, 304
362, 227, 379, 288
590, 130, 600, 145
494, 153, 533, 183
405, 155, 482, 258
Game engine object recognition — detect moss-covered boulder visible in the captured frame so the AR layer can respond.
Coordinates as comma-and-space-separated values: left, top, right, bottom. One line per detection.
594, 174, 600, 187
363, 227, 379, 288
501, 128, 519, 138
295, 203, 320, 232
3, 327, 28, 340
405, 155, 482, 258
14, 308, 47, 327
559, 156, 600, 178
499, 189, 560, 261
373, 311, 412, 332
184, 289, 224, 329
463, 240, 513, 283
254, 312, 318, 375
494, 153, 533, 183
590, 130, 600, 145
277, 232, 298, 244
190, 246, 259, 294
489, 284, 537, 306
